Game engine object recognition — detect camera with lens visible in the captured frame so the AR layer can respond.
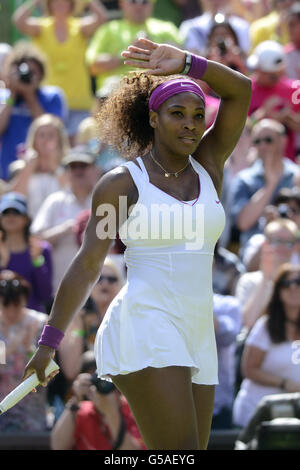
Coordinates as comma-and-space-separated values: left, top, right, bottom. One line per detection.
90, 373, 116, 395
17, 62, 32, 84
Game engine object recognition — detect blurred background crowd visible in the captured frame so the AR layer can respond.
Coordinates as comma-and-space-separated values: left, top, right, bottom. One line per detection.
0, 0, 300, 451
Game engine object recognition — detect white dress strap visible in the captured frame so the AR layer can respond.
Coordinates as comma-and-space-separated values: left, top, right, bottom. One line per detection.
121, 160, 146, 194
136, 157, 150, 182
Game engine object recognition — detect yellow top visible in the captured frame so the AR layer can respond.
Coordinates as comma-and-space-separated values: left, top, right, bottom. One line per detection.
250, 11, 290, 52
33, 17, 93, 110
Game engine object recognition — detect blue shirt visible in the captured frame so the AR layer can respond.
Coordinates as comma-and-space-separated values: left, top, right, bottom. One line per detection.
213, 294, 242, 415
0, 86, 68, 180
230, 158, 300, 248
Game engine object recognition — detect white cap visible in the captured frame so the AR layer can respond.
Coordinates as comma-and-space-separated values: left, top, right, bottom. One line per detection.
247, 41, 286, 73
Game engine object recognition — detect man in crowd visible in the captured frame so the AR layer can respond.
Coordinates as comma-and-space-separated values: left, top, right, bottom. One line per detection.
86, 0, 182, 94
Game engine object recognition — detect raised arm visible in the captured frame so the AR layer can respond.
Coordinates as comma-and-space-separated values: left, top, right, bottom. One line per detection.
12, 0, 42, 37
122, 39, 252, 175
80, 0, 107, 38
22, 166, 134, 384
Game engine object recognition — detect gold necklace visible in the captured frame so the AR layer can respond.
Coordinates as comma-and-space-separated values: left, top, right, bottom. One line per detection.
150, 150, 190, 178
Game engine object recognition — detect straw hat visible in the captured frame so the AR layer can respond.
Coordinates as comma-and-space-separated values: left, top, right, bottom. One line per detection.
42, 0, 90, 16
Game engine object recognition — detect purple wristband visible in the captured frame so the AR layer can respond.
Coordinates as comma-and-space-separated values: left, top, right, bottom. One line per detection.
38, 325, 64, 350
188, 55, 208, 80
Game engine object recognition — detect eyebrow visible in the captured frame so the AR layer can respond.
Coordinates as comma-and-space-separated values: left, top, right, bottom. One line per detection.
167, 104, 205, 111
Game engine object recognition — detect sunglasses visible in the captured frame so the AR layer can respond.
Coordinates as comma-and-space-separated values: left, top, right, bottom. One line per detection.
98, 275, 119, 284
68, 162, 90, 170
279, 277, 300, 288
269, 239, 299, 249
253, 136, 274, 145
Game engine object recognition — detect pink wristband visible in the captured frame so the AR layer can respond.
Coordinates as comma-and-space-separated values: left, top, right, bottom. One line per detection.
188, 55, 208, 80
38, 325, 64, 350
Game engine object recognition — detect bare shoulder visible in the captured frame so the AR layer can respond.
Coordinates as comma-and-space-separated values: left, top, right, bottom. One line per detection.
92, 164, 137, 209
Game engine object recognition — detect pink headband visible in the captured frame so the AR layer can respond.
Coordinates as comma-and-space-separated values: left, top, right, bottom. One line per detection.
148, 79, 206, 111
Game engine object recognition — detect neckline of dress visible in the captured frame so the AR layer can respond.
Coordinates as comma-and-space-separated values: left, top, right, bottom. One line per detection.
135, 155, 201, 206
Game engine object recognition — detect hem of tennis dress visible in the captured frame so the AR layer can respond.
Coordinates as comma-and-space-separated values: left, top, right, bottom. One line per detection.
97, 363, 218, 386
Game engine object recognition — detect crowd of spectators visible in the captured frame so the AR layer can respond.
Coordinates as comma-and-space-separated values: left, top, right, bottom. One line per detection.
0, 0, 300, 450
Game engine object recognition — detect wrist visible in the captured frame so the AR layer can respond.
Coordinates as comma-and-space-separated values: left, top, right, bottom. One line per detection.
187, 54, 208, 80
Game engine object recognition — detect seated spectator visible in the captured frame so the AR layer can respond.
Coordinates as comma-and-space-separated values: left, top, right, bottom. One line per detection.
13, 0, 107, 144
0, 192, 53, 312
0, 270, 48, 432
212, 293, 242, 429
50, 372, 145, 450
247, 40, 300, 160
250, 0, 297, 51
0, 41, 67, 180
10, 114, 69, 218
284, 3, 300, 79
230, 119, 300, 250
86, 0, 183, 94
179, 0, 251, 56
30, 148, 99, 294
235, 218, 300, 330
233, 263, 300, 429
205, 18, 248, 74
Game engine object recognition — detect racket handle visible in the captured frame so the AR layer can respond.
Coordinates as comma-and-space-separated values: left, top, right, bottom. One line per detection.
0, 359, 59, 415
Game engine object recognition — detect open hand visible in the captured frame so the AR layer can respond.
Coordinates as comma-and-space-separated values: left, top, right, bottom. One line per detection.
122, 38, 185, 76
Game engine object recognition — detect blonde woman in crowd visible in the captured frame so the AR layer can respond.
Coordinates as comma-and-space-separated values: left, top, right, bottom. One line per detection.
10, 114, 69, 218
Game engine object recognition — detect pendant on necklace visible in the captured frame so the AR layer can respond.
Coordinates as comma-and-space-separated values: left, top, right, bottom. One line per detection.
165, 173, 170, 178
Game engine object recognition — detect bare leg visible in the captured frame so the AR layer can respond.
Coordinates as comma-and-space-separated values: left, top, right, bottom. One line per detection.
112, 366, 199, 450
192, 384, 215, 450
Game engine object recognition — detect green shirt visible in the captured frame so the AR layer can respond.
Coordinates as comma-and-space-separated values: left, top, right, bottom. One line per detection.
86, 17, 183, 92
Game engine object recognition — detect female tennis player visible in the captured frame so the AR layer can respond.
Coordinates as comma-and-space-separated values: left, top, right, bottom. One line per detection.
22, 39, 251, 449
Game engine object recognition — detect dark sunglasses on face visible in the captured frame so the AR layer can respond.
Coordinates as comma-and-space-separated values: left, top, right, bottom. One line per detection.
253, 136, 274, 145
280, 277, 300, 288
98, 275, 119, 284
68, 162, 90, 170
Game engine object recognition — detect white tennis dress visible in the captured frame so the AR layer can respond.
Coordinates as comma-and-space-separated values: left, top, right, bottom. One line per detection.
94, 155, 225, 384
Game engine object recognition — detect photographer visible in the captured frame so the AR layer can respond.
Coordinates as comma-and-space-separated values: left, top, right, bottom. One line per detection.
0, 41, 67, 180
50, 372, 145, 450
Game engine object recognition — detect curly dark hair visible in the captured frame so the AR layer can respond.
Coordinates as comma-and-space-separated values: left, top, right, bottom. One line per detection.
96, 72, 185, 160
266, 263, 300, 343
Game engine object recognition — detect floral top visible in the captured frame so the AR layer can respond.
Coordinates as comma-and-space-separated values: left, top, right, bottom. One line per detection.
0, 309, 48, 432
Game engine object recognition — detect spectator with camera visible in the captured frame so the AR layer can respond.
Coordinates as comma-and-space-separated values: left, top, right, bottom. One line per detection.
179, 0, 251, 56
230, 119, 300, 252
0, 41, 67, 181
51, 371, 145, 450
